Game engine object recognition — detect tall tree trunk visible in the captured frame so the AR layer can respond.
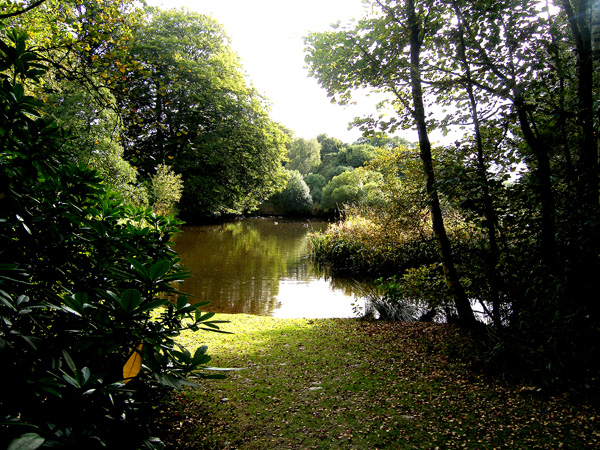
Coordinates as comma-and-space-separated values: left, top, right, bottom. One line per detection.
497, 9, 559, 269
513, 93, 557, 269
560, 0, 599, 317
453, 1, 503, 326
594, 0, 600, 77
406, 0, 476, 327
561, 0, 598, 217
460, 2, 558, 270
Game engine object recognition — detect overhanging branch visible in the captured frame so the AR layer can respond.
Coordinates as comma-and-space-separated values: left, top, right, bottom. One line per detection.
0, 0, 48, 19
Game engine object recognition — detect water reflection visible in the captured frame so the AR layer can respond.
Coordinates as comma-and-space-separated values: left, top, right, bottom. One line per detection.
171, 217, 365, 318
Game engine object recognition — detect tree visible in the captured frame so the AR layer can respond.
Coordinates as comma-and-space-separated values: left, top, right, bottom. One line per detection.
306, 0, 600, 381
116, 8, 287, 217
336, 143, 376, 168
323, 164, 353, 181
320, 168, 384, 213
6, 0, 141, 88
305, 0, 477, 326
286, 137, 322, 175
46, 79, 148, 207
354, 133, 414, 149
0, 0, 49, 19
304, 172, 327, 204
8, 0, 150, 206
265, 169, 314, 215
317, 133, 346, 158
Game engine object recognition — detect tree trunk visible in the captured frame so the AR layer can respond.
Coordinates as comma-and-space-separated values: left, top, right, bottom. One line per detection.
560, 0, 599, 317
453, 1, 503, 326
513, 93, 557, 269
406, 0, 477, 327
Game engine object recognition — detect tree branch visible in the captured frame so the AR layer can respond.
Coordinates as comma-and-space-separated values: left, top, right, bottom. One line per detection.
0, 0, 48, 19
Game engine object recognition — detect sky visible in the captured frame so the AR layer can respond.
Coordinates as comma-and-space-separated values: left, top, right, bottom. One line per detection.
146, 0, 387, 144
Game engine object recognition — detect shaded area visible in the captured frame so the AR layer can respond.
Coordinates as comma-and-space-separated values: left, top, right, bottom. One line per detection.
151, 315, 598, 449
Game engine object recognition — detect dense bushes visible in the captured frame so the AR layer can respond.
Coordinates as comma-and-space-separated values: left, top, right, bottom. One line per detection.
303, 173, 326, 204
0, 29, 225, 448
261, 169, 314, 215
309, 212, 441, 276
320, 169, 385, 213
308, 145, 497, 322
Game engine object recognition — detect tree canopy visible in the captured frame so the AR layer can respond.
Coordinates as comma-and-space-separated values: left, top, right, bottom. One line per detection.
285, 137, 322, 175
116, 8, 288, 217
321, 168, 384, 213
5, 3, 289, 218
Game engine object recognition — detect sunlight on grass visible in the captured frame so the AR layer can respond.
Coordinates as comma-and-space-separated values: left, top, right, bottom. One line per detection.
157, 315, 598, 450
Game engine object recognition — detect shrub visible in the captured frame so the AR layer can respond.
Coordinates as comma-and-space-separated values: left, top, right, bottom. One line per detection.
303, 172, 326, 204
362, 276, 422, 321
320, 168, 384, 213
0, 29, 226, 449
335, 144, 376, 168
151, 163, 184, 216
323, 164, 352, 181
263, 169, 313, 215
362, 265, 459, 322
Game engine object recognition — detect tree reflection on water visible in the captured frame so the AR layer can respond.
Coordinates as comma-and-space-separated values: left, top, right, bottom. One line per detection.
171, 217, 365, 317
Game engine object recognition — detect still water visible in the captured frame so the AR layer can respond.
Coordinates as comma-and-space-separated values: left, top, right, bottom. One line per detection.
171, 217, 365, 318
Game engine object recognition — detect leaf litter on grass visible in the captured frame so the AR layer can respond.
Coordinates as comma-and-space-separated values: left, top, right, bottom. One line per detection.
151, 315, 599, 449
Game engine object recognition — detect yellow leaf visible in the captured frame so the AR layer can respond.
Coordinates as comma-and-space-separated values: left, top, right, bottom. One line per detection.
123, 343, 143, 384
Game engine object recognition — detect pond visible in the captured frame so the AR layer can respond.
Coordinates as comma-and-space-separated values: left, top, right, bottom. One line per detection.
171, 217, 366, 318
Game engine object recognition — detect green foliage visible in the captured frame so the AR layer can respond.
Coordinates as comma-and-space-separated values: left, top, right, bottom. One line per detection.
46, 79, 148, 207
116, 8, 287, 217
151, 163, 183, 216
0, 29, 227, 449
363, 265, 459, 322
309, 211, 440, 277
6, 0, 151, 208
6, 0, 142, 87
303, 172, 326, 204
362, 276, 422, 322
335, 143, 376, 168
262, 169, 313, 216
285, 137, 322, 175
316, 133, 345, 158
320, 168, 384, 213
306, 0, 600, 386
354, 133, 415, 149
310, 146, 485, 318
323, 163, 353, 181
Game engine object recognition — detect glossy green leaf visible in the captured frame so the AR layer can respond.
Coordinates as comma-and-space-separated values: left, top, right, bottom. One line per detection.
8, 433, 45, 450
149, 260, 171, 281
120, 289, 143, 313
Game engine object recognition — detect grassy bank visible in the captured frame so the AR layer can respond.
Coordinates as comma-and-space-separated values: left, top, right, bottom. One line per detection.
151, 315, 598, 449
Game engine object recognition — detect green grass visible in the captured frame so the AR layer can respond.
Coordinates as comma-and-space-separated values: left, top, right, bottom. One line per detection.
151, 315, 599, 449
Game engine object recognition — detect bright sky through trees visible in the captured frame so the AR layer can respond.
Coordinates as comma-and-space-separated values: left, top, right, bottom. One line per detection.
147, 0, 377, 143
